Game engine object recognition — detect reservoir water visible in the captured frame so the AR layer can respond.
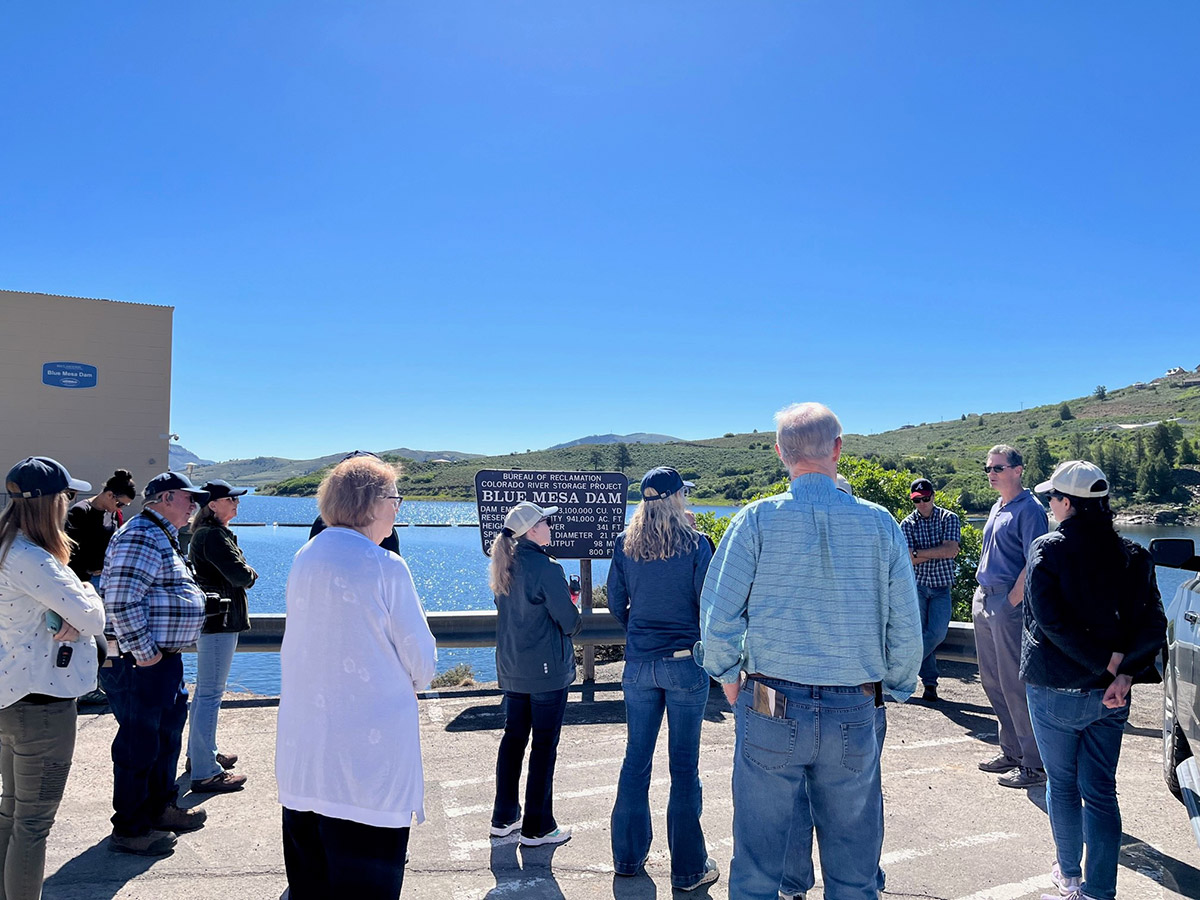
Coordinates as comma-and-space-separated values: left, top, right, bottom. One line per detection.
194, 495, 1200, 695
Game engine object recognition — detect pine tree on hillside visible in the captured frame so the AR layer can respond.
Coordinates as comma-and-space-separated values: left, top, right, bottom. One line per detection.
1027, 436, 1055, 487
1180, 438, 1198, 465
1149, 422, 1178, 466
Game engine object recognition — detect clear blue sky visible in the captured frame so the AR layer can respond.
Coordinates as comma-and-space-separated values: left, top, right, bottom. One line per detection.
3, 4, 1197, 461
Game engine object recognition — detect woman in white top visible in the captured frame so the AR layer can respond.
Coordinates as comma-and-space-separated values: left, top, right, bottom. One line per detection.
275, 455, 437, 900
0, 457, 107, 899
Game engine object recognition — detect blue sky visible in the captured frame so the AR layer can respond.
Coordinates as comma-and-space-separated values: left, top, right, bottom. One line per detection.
3, 4, 1197, 461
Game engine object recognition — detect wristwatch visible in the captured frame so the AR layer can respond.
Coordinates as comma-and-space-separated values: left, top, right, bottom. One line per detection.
911, 549, 919, 559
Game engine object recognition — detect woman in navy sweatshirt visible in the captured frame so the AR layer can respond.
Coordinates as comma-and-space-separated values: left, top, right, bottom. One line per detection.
1022, 460, 1166, 900
607, 467, 717, 892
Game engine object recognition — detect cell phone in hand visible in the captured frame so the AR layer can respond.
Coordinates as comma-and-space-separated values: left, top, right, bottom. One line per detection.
46, 611, 63, 632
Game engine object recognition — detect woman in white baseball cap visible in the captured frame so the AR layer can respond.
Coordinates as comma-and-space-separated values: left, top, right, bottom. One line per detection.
1021, 460, 1166, 900
487, 501, 581, 847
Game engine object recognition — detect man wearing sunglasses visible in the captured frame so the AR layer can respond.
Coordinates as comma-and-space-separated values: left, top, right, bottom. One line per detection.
899, 478, 961, 702
974, 445, 1049, 789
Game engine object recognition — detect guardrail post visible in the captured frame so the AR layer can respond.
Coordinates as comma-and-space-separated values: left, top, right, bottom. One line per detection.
580, 559, 594, 681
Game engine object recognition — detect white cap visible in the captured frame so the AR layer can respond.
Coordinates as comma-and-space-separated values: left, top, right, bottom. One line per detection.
835, 474, 854, 496
503, 501, 559, 537
1034, 460, 1109, 498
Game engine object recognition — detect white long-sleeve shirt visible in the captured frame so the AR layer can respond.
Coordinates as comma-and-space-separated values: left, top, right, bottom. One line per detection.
0, 534, 108, 708
275, 527, 438, 828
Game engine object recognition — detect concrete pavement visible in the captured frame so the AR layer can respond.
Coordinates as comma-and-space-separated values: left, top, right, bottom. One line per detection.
41, 662, 1200, 899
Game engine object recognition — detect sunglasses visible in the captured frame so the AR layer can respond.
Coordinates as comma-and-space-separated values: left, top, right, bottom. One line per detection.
114, 499, 128, 508
983, 465, 1015, 474
913, 496, 933, 504
223, 496, 241, 504
65, 490, 77, 501
1046, 491, 1066, 502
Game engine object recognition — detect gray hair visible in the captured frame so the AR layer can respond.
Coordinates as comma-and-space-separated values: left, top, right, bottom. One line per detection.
987, 444, 1023, 467
774, 402, 843, 467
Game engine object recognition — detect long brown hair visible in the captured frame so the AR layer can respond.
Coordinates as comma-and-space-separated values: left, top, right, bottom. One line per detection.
0, 488, 73, 567
489, 529, 517, 596
623, 491, 698, 562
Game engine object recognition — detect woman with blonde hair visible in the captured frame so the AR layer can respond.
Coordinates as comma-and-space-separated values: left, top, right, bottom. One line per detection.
489, 501, 580, 847
276, 455, 436, 899
608, 467, 716, 891
0, 457, 107, 899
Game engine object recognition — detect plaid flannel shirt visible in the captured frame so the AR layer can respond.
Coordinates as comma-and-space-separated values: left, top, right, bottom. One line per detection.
102, 510, 206, 661
900, 505, 962, 588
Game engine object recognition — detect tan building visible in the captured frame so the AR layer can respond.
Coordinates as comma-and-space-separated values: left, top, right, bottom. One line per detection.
0, 290, 173, 506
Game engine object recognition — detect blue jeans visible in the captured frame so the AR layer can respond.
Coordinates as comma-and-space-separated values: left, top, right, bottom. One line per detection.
282, 807, 409, 899
1026, 685, 1129, 900
492, 688, 568, 838
187, 631, 239, 780
917, 584, 952, 686
98, 653, 189, 836
730, 678, 881, 900
611, 657, 710, 888
780, 706, 887, 897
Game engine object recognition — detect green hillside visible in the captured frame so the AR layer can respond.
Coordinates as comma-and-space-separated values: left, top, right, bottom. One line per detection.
259, 370, 1200, 518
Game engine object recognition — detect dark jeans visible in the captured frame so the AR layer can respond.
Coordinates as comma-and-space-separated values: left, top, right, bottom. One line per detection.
492, 688, 568, 838
0, 698, 77, 900
611, 658, 710, 888
98, 653, 188, 836
282, 808, 409, 899
916, 583, 953, 686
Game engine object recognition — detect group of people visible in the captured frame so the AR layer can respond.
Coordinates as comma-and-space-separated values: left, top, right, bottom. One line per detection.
0, 403, 1170, 900
0, 457, 257, 897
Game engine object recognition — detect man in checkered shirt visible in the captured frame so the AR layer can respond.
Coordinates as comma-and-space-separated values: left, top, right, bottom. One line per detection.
99, 472, 210, 855
899, 478, 961, 702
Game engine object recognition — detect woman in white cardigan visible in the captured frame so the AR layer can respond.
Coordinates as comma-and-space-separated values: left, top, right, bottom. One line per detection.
275, 455, 437, 900
0, 457, 107, 900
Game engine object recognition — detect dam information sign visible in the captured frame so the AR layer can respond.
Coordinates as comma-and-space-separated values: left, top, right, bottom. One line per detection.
474, 469, 630, 559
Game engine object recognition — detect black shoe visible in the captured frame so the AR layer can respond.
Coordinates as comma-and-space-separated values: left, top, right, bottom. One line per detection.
110, 829, 177, 855
978, 753, 1019, 773
922, 684, 939, 702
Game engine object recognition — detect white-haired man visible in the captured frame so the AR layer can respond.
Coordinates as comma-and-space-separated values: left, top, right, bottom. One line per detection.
696, 402, 922, 900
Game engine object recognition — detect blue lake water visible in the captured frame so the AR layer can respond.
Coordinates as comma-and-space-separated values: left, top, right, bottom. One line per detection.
197, 496, 1200, 694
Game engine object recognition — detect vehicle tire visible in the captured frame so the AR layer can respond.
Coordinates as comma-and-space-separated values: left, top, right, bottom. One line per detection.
1166, 721, 1194, 803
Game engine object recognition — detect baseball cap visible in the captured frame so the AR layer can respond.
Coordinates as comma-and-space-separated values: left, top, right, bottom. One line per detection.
5, 457, 91, 498
144, 472, 211, 504
835, 474, 854, 496
641, 466, 692, 501
909, 478, 934, 499
1034, 460, 1109, 498
504, 501, 559, 537
202, 480, 249, 502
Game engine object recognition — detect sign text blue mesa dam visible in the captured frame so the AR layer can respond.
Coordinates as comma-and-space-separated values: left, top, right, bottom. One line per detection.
190, 495, 1200, 695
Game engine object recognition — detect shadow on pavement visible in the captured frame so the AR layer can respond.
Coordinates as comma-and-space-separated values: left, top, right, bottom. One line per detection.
43, 838, 170, 899
1121, 833, 1200, 897
926, 699, 1001, 739
612, 871, 659, 898
486, 838, 567, 899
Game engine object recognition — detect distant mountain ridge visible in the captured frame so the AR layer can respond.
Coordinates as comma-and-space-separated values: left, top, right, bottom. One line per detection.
168, 444, 215, 468
187, 446, 482, 487
549, 432, 680, 449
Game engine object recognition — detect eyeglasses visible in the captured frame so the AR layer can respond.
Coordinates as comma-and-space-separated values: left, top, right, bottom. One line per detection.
913, 496, 933, 504
1046, 491, 1066, 502
381, 495, 403, 507
65, 490, 77, 501
983, 465, 1015, 474
537, 517, 553, 527
114, 499, 128, 508
224, 496, 241, 504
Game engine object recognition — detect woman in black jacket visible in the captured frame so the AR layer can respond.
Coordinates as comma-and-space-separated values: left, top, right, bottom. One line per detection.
1022, 461, 1166, 900
488, 501, 580, 848
186, 480, 257, 793
65, 468, 136, 585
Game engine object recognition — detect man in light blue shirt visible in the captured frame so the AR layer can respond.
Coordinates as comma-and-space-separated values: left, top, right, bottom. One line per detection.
696, 402, 921, 900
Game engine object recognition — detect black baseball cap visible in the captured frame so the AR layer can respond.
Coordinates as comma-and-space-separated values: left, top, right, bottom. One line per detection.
910, 478, 934, 499
144, 472, 210, 504
5, 457, 91, 498
202, 480, 249, 502
641, 466, 693, 501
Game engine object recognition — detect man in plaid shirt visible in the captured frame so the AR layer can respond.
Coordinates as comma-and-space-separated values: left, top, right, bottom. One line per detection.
899, 478, 961, 702
99, 472, 209, 855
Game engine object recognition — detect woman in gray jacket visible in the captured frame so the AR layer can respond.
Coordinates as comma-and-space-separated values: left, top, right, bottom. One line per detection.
488, 501, 581, 847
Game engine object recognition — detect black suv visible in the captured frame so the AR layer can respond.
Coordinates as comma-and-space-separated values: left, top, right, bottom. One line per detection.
1152, 537, 1200, 847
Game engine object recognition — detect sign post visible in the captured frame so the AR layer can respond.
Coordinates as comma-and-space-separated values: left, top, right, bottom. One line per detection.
475, 469, 629, 682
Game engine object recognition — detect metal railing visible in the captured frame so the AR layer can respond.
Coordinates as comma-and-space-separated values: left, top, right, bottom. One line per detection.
226, 613, 979, 665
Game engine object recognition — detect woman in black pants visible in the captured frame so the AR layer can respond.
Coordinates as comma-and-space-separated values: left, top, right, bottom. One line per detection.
489, 501, 581, 847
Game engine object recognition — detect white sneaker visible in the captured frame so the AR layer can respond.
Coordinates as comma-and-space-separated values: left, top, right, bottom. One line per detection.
489, 819, 521, 838
519, 826, 572, 847
678, 858, 719, 891
1042, 862, 1082, 900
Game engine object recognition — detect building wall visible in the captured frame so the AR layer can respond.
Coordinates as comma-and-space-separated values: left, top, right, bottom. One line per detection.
0, 290, 173, 505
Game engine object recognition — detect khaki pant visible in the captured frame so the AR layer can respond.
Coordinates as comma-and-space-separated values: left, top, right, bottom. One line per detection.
0, 698, 77, 900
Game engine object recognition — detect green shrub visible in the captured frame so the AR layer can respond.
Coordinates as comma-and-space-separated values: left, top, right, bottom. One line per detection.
430, 664, 475, 689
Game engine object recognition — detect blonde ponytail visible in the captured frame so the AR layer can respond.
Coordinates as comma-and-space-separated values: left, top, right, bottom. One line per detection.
489, 529, 518, 595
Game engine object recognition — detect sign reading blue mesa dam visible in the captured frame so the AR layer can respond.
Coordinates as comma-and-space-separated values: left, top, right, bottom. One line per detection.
474, 469, 629, 559
42, 361, 98, 389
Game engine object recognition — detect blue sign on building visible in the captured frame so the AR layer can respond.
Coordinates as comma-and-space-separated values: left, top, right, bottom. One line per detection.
42, 362, 98, 389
